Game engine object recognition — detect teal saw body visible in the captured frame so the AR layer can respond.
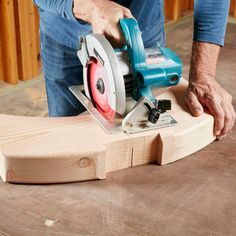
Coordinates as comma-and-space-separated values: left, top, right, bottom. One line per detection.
119, 18, 183, 102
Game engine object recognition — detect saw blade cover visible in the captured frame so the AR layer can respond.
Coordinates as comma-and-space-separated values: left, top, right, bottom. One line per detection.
78, 34, 126, 118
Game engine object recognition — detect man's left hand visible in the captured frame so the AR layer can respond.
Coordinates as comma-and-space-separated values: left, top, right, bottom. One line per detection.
185, 41, 235, 139
185, 73, 235, 138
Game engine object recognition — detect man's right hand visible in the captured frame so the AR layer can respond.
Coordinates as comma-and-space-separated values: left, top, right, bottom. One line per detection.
73, 0, 133, 46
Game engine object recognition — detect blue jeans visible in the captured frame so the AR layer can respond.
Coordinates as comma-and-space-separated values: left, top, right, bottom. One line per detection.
40, 32, 86, 117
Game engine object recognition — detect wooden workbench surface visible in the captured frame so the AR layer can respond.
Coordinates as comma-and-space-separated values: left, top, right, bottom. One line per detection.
0, 135, 235, 235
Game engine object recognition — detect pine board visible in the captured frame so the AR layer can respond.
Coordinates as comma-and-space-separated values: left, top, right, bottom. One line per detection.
0, 80, 215, 183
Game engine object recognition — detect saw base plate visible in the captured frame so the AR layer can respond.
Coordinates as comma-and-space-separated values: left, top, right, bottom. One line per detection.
69, 86, 177, 134
123, 113, 177, 134
70, 85, 123, 134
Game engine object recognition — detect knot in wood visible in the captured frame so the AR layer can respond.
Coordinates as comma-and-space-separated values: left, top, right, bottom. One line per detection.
79, 157, 90, 168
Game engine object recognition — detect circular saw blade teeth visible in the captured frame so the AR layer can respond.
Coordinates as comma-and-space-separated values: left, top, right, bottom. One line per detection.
81, 34, 127, 116
88, 59, 115, 120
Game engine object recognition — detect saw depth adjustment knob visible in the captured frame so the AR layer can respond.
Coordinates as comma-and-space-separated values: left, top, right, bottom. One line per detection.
147, 100, 172, 124
148, 108, 162, 124
157, 99, 171, 112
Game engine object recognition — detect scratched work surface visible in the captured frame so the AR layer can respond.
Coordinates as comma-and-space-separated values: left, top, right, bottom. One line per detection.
0, 17, 236, 235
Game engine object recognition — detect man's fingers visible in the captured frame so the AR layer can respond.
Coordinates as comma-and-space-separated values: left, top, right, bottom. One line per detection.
185, 91, 204, 116
89, 1, 135, 46
106, 26, 125, 47
112, 27, 124, 41
105, 8, 134, 46
186, 75, 234, 138
206, 99, 225, 136
220, 104, 233, 137
230, 105, 236, 130
216, 93, 235, 137
122, 8, 134, 18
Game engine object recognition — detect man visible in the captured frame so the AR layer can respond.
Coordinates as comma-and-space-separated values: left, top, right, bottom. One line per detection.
34, 0, 235, 138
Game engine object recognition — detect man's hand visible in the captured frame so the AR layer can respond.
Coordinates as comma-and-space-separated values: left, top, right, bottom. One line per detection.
185, 42, 235, 138
73, 0, 133, 46
186, 73, 235, 138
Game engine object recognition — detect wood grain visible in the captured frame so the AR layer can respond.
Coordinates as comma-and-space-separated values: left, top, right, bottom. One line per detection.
165, 0, 194, 21
14, 0, 39, 81
34, 6, 41, 72
0, 32, 3, 81
0, 1, 40, 84
230, 0, 235, 16
189, 0, 194, 11
0, 80, 216, 184
234, 1, 236, 18
165, 0, 181, 21
0, 0, 19, 84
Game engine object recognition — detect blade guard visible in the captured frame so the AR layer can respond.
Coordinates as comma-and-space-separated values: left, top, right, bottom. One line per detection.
77, 34, 127, 117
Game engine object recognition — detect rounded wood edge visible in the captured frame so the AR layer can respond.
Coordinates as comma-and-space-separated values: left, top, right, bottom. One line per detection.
158, 116, 216, 165
1, 150, 107, 184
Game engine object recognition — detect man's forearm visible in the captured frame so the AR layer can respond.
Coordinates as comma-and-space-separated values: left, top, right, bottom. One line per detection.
186, 41, 235, 138
190, 41, 220, 81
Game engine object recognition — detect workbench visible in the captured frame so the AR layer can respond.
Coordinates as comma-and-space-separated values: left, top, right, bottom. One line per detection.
0, 136, 235, 235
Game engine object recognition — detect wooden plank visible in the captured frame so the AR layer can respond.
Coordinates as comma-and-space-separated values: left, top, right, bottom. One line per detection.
14, 0, 31, 81
14, 0, 39, 81
182, 0, 189, 12
230, 0, 234, 14
189, 0, 194, 11
0, 79, 215, 184
0, 0, 19, 84
0, 34, 3, 81
229, 0, 236, 17
34, 6, 41, 72
132, 80, 215, 166
234, 0, 236, 18
0, 1, 40, 84
0, 0, 2, 81
172, 0, 181, 21
28, 3, 40, 77
0, 2, 2, 81
165, 0, 181, 21
164, 0, 195, 21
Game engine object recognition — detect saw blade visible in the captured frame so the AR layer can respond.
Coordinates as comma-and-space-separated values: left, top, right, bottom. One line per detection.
88, 58, 115, 120
79, 34, 127, 118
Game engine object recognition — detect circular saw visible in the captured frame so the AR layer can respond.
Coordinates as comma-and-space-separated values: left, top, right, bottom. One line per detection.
70, 18, 183, 134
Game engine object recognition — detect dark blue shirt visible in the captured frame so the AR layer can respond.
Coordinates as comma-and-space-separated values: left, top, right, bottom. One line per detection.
34, 0, 230, 49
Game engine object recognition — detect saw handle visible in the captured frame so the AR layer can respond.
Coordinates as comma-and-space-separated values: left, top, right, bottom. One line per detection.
119, 18, 182, 101
119, 18, 146, 69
